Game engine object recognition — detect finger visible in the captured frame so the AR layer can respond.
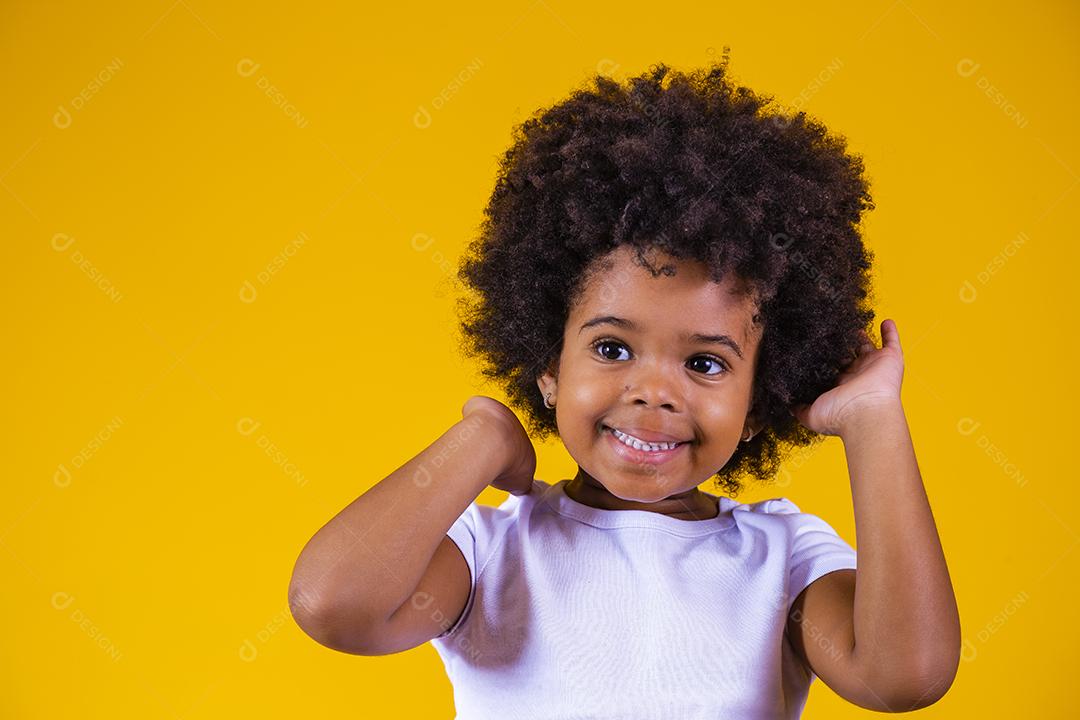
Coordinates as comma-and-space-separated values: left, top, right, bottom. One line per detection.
881, 318, 901, 353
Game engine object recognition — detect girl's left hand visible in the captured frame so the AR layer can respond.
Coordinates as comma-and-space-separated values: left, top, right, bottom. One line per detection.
790, 318, 905, 437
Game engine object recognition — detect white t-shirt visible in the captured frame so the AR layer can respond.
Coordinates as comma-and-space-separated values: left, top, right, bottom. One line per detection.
430, 477, 857, 720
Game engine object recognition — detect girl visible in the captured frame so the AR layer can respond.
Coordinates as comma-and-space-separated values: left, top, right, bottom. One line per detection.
289, 53, 960, 719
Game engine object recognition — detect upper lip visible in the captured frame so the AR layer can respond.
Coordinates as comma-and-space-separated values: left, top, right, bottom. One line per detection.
606, 425, 690, 444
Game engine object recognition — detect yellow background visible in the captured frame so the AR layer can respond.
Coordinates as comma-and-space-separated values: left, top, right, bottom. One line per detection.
3, 1, 1076, 717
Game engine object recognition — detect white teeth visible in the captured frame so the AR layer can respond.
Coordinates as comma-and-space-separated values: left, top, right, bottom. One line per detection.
611, 427, 681, 452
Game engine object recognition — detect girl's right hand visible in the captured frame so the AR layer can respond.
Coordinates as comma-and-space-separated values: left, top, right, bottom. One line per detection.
461, 395, 537, 496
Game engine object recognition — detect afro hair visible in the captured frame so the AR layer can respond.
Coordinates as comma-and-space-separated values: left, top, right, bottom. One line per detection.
453, 50, 877, 497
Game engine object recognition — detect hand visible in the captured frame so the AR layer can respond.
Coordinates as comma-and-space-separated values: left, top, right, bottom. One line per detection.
461, 395, 536, 496
790, 318, 905, 437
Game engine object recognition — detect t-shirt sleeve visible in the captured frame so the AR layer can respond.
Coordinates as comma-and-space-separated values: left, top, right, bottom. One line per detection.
436, 499, 515, 639
765, 498, 858, 607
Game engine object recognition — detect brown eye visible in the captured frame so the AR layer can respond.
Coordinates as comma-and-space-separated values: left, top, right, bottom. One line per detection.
688, 355, 729, 376
593, 339, 629, 361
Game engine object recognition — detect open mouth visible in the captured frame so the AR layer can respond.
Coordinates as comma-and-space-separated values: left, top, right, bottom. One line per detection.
604, 427, 686, 468
604, 425, 686, 453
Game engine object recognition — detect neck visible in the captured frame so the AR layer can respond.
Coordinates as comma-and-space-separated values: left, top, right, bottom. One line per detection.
565, 468, 719, 520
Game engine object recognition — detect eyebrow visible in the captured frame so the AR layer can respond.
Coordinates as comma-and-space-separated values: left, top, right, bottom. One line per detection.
578, 315, 744, 360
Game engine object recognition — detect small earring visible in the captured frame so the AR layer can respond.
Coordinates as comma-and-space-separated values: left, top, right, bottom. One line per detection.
543, 392, 555, 410
741, 428, 754, 442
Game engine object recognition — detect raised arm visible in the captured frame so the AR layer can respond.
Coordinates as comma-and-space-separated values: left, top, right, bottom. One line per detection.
786, 320, 960, 711
288, 396, 534, 654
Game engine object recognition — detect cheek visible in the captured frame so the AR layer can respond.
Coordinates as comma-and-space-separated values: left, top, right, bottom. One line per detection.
553, 374, 616, 451
691, 392, 748, 438
557, 364, 611, 418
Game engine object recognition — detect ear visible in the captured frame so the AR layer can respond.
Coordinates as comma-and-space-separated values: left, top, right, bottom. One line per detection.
743, 403, 764, 439
536, 359, 559, 400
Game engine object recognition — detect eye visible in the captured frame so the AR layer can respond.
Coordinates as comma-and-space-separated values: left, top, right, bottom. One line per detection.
590, 338, 730, 376
592, 339, 630, 361
687, 355, 729, 376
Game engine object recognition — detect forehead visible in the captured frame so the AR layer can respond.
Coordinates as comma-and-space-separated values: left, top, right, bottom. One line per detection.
568, 245, 759, 341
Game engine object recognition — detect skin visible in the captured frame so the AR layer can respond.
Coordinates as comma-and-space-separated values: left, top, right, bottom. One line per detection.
536, 244, 763, 521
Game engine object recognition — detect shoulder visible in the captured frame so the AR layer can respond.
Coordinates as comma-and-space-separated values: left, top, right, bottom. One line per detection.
726, 495, 856, 574
448, 479, 550, 542
729, 496, 844, 535
730, 496, 802, 515
463, 479, 548, 515
727, 496, 816, 533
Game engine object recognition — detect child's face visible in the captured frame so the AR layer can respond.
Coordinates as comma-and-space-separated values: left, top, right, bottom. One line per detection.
537, 244, 762, 507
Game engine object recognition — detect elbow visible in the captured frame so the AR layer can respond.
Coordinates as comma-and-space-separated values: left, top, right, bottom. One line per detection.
877, 658, 959, 712
852, 642, 960, 712
910, 658, 960, 710
881, 677, 956, 712
287, 578, 384, 655
899, 635, 962, 710
288, 579, 335, 644
288, 554, 344, 641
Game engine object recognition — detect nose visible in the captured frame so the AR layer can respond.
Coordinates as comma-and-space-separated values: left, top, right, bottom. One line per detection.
624, 361, 681, 411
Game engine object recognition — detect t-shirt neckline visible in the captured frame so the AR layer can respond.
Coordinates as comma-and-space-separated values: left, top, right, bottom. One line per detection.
539, 479, 737, 536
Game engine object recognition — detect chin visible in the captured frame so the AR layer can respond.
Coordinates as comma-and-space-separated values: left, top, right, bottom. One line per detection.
602, 476, 685, 503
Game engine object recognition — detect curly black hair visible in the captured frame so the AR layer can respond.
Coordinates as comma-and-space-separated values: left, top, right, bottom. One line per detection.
452, 50, 877, 497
